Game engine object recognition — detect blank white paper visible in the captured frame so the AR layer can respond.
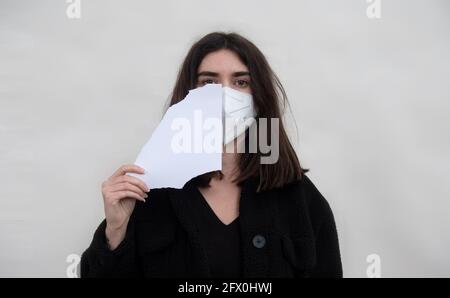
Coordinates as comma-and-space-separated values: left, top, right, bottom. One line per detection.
127, 84, 223, 189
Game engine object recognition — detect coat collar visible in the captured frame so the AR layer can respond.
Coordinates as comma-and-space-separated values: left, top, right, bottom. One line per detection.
167, 176, 272, 278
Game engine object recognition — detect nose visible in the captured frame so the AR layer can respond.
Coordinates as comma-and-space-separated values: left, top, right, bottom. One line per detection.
221, 79, 232, 88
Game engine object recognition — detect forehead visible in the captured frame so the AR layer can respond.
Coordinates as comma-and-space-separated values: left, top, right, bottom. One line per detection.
197, 49, 249, 73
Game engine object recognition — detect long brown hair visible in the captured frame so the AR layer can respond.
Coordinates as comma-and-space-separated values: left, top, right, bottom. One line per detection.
167, 32, 308, 192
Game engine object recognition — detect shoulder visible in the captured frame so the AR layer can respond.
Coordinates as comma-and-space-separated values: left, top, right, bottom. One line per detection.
274, 173, 336, 227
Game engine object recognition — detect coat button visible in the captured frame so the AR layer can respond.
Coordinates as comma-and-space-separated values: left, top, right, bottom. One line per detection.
252, 234, 266, 248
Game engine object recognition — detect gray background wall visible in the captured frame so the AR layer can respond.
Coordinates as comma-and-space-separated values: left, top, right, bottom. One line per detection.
1, 0, 449, 277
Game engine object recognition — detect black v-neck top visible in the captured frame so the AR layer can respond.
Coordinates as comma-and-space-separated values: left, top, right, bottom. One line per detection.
189, 184, 242, 278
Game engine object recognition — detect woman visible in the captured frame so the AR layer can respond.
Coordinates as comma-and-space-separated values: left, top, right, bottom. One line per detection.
81, 32, 343, 278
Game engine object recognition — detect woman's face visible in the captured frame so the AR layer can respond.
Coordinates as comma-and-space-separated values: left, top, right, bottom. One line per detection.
196, 49, 252, 95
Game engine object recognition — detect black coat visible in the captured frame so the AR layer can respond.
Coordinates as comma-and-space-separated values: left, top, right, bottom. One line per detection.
80, 174, 343, 278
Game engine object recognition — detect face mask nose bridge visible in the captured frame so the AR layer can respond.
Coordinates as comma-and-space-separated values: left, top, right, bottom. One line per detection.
222, 86, 256, 145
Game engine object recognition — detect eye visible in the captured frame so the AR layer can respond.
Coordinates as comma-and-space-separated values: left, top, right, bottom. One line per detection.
235, 79, 249, 88
200, 79, 217, 85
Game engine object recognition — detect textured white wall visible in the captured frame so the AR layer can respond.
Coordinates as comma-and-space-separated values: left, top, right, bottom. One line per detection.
1, 0, 449, 277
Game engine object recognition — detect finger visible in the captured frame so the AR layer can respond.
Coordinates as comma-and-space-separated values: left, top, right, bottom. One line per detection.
110, 182, 147, 198
112, 175, 149, 193
112, 175, 149, 192
109, 190, 146, 204
110, 164, 145, 179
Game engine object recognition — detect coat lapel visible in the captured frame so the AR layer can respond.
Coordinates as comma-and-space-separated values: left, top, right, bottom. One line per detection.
167, 186, 212, 277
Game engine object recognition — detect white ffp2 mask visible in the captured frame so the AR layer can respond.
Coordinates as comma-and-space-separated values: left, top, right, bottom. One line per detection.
223, 86, 256, 145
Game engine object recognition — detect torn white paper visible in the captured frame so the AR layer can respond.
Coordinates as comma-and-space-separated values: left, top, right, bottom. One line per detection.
127, 84, 223, 189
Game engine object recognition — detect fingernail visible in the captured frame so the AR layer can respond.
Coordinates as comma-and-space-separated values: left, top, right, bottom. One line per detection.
144, 194, 148, 198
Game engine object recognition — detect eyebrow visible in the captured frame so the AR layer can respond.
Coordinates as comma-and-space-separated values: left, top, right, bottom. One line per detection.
197, 71, 251, 77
